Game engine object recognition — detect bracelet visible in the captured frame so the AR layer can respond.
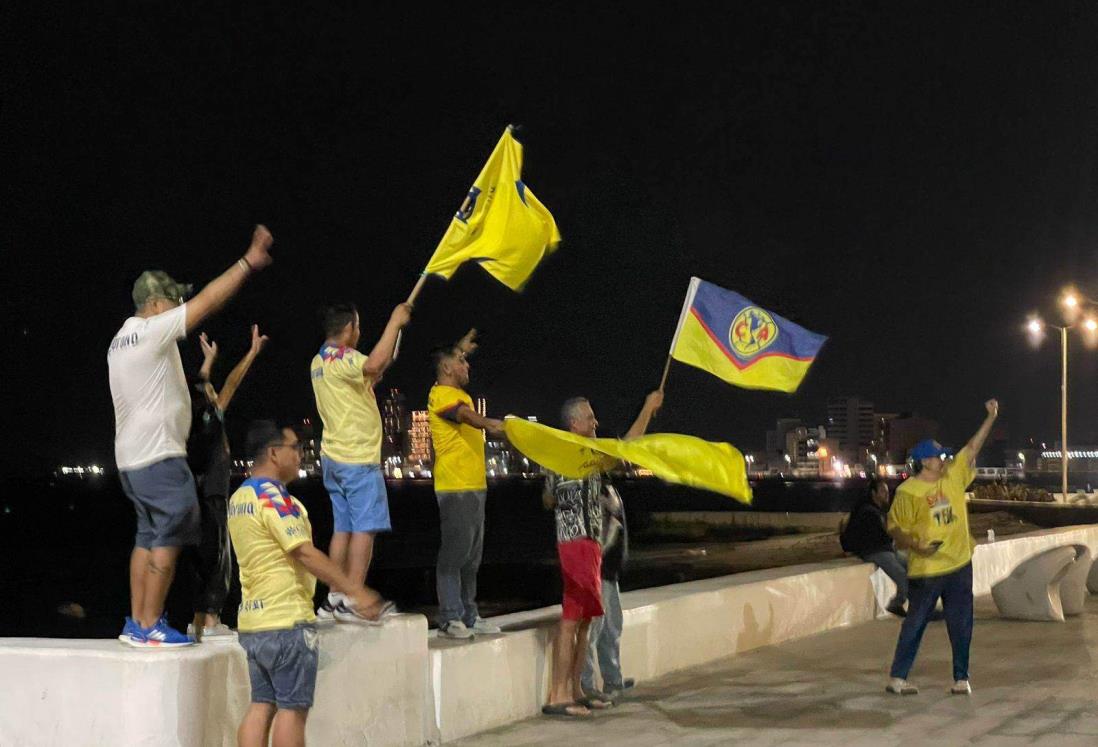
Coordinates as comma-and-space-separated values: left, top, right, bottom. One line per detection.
237, 257, 252, 275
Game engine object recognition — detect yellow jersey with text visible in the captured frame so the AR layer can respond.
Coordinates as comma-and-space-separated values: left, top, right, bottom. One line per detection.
228, 477, 317, 632
428, 385, 487, 492
888, 447, 976, 578
310, 344, 382, 464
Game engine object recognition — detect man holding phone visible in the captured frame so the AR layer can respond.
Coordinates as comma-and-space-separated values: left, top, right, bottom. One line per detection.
884, 399, 999, 696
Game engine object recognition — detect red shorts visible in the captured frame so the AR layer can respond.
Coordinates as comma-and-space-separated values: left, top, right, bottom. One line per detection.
558, 539, 604, 620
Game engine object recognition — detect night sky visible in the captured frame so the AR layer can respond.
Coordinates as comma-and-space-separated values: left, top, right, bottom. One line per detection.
6, 4, 1098, 475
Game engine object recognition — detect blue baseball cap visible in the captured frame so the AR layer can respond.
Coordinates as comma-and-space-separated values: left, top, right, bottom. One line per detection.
910, 439, 954, 463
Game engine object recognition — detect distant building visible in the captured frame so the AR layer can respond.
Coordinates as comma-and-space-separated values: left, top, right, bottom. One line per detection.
407, 409, 433, 467
827, 396, 875, 464
380, 389, 408, 466
885, 413, 939, 462
1037, 446, 1098, 476
765, 418, 803, 471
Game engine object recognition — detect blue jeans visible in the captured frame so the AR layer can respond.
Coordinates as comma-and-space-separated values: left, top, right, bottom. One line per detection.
239, 622, 320, 710
435, 490, 486, 627
889, 563, 973, 681
581, 578, 623, 692
862, 550, 908, 603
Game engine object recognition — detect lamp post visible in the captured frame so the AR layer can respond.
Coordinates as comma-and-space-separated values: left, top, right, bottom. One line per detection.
1028, 295, 1098, 499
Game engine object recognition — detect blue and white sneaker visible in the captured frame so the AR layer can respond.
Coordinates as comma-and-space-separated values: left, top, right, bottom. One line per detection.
316, 593, 340, 625
117, 616, 144, 645
128, 616, 195, 648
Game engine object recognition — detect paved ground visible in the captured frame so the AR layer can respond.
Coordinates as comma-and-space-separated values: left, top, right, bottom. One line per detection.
454, 596, 1098, 746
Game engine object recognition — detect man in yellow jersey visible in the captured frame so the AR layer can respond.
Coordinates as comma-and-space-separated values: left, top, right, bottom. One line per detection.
310, 302, 411, 622
885, 399, 999, 697
428, 330, 505, 638
229, 421, 391, 747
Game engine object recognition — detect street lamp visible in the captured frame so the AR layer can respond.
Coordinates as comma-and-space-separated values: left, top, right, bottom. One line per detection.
1027, 298, 1098, 499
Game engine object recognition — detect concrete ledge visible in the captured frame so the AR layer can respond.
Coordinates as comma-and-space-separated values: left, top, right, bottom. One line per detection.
650, 510, 845, 532
4, 526, 1098, 746
0, 614, 430, 747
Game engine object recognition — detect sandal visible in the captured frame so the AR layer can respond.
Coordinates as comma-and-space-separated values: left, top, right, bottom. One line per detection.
542, 702, 591, 718
577, 695, 613, 710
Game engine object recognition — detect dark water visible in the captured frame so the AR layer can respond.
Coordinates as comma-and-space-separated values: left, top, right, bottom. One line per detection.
0, 474, 871, 639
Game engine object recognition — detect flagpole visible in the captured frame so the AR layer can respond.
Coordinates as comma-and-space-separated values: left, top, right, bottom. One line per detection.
660, 277, 702, 392
393, 272, 430, 361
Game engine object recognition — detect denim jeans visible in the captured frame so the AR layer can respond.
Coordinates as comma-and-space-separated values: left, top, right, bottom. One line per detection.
581, 578, 624, 692
862, 549, 908, 603
435, 490, 486, 627
889, 563, 973, 681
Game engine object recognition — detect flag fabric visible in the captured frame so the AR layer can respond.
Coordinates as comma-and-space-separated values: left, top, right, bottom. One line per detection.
668, 277, 826, 393
424, 126, 561, 291
503, 417, 753, 504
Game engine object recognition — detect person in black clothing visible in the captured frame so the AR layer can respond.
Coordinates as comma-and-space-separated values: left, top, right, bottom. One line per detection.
842, 477, 908, 616
186, 324, 267, 640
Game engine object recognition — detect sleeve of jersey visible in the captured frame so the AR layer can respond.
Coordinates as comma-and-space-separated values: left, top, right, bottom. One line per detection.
887, 492, 915, 534
429, 390, 465, 422
148, 304, 188, 347
947, 447, 976, 493
259, 500, 311, 553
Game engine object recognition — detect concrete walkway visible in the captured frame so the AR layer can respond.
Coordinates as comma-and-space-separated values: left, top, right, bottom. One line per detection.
454, 596, 1098, 746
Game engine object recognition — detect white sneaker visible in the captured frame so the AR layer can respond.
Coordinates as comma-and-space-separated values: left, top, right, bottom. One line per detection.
951, 680, 972, 695
186, 622, 237, 640
439, 620, 474, 639
470, 617, 501, 635
316, 593, 342, 625
335, 599, 397, 626
886, 677, 919, 695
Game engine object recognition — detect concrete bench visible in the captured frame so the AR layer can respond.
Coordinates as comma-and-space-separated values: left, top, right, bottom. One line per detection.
1060, 544, 1092, 616
991, 546, 1078, 622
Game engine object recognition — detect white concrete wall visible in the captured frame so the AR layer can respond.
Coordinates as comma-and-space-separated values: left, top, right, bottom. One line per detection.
4, 526, 1098, 746
0, 614, 429, 747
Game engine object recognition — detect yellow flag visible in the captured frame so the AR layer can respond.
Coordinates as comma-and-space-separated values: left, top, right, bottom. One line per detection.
503, 417, 753, 504
424, 126, 561, 291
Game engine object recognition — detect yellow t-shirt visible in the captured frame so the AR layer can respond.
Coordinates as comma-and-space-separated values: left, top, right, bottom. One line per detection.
310, 344, 382, 464
888, 446, 977, 578
228, 477, 317, 632
428, 384, 487, 492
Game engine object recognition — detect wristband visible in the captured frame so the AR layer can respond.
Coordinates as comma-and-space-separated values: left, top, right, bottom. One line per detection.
237, 257, 252, 275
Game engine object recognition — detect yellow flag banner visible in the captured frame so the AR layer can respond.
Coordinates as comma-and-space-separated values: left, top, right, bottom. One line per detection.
503, 417, 753, 505
424, 126, 561, 291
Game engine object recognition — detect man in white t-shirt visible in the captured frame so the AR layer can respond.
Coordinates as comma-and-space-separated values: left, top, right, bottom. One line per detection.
108, 224, 273, 648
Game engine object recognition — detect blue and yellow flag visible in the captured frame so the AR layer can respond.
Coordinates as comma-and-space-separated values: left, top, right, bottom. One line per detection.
503, 417, 752, 504
424, 126, 561, 291
669, 277, 826, 393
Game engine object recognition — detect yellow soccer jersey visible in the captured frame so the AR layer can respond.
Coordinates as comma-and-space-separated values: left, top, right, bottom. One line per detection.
888, 447, 977, 578
310, 344, 382, 464
428, 384, 487, 492
228, 477, 317, 632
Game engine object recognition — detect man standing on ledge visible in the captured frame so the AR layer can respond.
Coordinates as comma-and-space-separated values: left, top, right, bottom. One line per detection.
428, 329, 505, 639
885, 399, 999, 696
310, 301, 412, 622
230, 421, 385, 747
109, 224, 273, 647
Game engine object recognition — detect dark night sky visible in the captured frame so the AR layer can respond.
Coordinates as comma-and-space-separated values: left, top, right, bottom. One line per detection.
5, 3, 1098, 473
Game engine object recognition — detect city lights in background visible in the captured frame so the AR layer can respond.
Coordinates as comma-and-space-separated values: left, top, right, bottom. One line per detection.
56, 465, 106, 477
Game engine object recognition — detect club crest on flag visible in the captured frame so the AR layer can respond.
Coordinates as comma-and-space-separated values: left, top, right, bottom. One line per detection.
730, 307, 778, 358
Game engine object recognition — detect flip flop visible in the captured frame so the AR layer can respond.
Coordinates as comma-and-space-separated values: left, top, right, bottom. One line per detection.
577, 695, 614, 710
542, 702, 591, 718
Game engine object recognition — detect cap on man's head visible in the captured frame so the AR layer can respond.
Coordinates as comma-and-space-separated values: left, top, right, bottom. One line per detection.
132, 270, 193, 308
910, 439, 954, 463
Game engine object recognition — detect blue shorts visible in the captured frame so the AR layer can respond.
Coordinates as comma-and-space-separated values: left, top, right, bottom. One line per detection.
239, 623, 319, 710
119, 457, 200, 549
321, 457, 391, 533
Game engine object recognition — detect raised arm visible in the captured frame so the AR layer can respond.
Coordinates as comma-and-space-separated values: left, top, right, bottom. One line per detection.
624, 390, 664, 440
216, 325, 269, 411
197, 333, 220, 405
185, 225, 274, 334
962, 399, 999, 465
363, 303, 413, 380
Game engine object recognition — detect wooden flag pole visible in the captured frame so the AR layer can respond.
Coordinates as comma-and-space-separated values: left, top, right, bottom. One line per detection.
658, 355, 673, 393
406, 272, 429, 306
